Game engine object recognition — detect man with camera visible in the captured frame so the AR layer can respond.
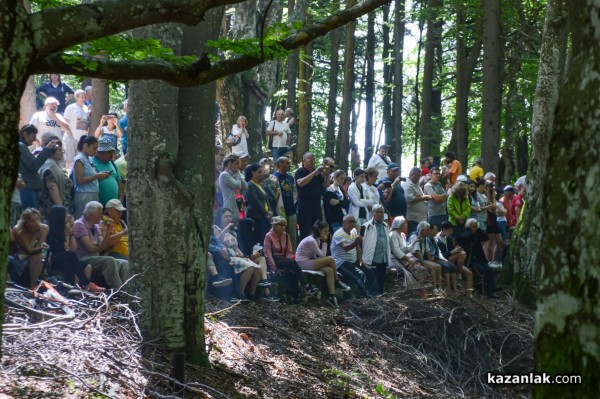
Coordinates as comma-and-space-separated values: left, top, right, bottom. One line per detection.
377, 163, 407, 224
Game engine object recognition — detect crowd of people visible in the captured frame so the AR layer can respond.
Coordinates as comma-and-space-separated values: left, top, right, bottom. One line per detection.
9, 80, 527, 307
9, 74, 129, 293
212, 127, 528, 304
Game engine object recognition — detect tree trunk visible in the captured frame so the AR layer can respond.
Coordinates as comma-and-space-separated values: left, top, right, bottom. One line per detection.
392, 0, 405, 166
129, 10, 222, 365
535, 2, 600, 395
381, 3, 394, 156
364, 10, 376, 166
481, 0, 502, 177
508, 0, 568, 306
296, 43, 313, 162
90, 78, 109, 129
336, 0, 356, 172
20, 76, 36, 127
325, 12, 341, 159
413, 2, 425, 165
286, 0, 307, 115
454, 3, 483, 169
215, 0, 282, 159
420, 0, 442, 160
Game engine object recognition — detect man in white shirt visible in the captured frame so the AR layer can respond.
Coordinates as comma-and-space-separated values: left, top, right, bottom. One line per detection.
405, 167, 432, 235
266, 109, 292, 161
63, 89, 89, 168
29, 97, 72, 146
367, 144, 392, 181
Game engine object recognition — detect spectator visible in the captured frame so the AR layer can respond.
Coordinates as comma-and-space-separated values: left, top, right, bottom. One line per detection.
72, 135, 110, 218
420, 157, 432, 176
219, 154, 246, 223
94, 113, 123, 156
84, 86, 93, 107
119, 99, 129, 155
469, 157, 484, 182
377, 163, 407, 223
388, 216, 431, 285
323, 170, 349, 232
331, 215, 376, 298
295, 152, 329, 240
38, 134, 73, 219
63, 89, 89, 168
29, 97, 72, 146
263, 216, 319, 301
363, 167, 381, 220
409, 221, 443, 295
360, 204, 391, 294
35, 74, 74, 113
405, 167, 432, 235
447, 181, 471, 236
271, 156, 298, 250
73, 201, 130, 289
483, 181, 504, 267
245, 163, 272, 247
230, 115, 249, 154
436, 221, 472, 294
367, 144, 392, 181
458, 218, 497, 298
423, 166, 448, 229
296, 220, 351, 307
442, 151, 462, 186
259, 157, 279, 214
348, 168, 373, 227
92, 137, 122, 207
468, 179, 489, 231
46, 206, 104, 292
266, 109, 292, 160
18, 124, 59, 209
12, 208, 49, 288
10, 175, 25, 227
214, 145, 226, 208
500, 185, 517, 230
213, 208, 270, 302
103, 199, 129, 260
350, 143, 361, 171
425, 225, 458, 291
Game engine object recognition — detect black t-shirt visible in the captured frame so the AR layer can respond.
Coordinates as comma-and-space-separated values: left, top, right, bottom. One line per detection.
377, 177, 407, 217
295, 167, 324, 209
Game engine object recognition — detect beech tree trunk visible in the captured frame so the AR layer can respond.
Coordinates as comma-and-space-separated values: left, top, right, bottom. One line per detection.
296, 42, 313, 161
481, 0, 502, 177
286, 0, 307, 115
508, 0, 568, 306
364, 11, 376, 166
381, 3, 394, 153
336, 0, 357, 172
392, 0, 405, 165
90, 78, 109, 129
325, 11, 341, 159
454, 4, 483, 168
534, 2, 600, 395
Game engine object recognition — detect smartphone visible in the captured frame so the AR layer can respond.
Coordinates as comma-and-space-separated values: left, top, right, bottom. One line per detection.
106, 170, 113, 175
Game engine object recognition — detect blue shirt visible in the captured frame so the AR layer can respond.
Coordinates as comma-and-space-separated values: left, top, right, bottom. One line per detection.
372, 221, 388, 263
72, 153, 98, 193
273, 171, 296, 216
119, 114, 128, 154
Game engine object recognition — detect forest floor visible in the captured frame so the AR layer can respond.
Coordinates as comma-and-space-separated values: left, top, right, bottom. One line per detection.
0, 282, 534, 398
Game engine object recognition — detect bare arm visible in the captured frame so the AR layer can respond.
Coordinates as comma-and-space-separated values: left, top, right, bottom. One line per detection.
296, 166, 324, 188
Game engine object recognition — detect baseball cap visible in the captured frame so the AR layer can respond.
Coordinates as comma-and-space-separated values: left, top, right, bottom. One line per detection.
387, 162, 400, 171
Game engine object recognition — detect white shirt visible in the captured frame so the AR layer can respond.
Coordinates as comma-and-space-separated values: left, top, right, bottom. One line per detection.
367, 153, 391, 180
63, 103, 89, 140
231, 124, 249, 153
268, 120, 291, 148
30, 111, 64, 143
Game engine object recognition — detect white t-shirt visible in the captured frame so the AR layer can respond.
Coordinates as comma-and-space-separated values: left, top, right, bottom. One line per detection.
367, 154, 391, 181
231, 124, 248, 153
331, 227, 359, 268
268, 120, 291, 148
63, 103, 89, 140
30, 111, 64, 143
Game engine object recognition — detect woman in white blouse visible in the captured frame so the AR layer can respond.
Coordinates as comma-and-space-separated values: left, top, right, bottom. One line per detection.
388, 216, 431, 285
231, 115, 249, 154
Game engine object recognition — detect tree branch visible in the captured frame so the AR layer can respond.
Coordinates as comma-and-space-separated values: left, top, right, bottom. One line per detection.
30, 0, 244, 60
33, 0, 393, 87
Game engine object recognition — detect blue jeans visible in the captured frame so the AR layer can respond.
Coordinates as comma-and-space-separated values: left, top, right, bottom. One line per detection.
497, 221, 507, 242
272, 146, 290, 161
20, 188, 39, 210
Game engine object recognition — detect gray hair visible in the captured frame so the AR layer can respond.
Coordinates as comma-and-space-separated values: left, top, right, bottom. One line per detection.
74, 89, 85, 99
83, 201, 103, 218
343, 214, 356, 222
372, 204, 384, 213
416, 221, 430, 236
84, 86, 92, 93
409, 167, 421, 176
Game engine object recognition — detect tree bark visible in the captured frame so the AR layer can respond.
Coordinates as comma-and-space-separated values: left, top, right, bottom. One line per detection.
392, 0, 405, 166
325, 24, 341, 159
286, 0, 307, 114
508, 0, 568, 306
296, 43, 313, 162
336, 0, 357, 172
364, 10, 376, 166
90, 78, 109, 130
381, 3, 394, 156
535, 2, 600, 395
481, 0, 502, 177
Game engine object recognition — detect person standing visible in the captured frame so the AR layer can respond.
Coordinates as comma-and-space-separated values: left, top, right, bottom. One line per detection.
18, 125, 59, 209
360, 204, 391, 294
377, 163, 407, 223
29, 97, 72, 146
424, 166, 448, 229
231, 115, 249, 154
119, 99, 129, 155
35, 74, 74, 113
63, 89, 89, 168
367, 144, 392, 181
271, 156, 298, 250
266, 109, 292, 160
442, 151, 463, 186
295, 152, 329, 240
405, 167, 432, 235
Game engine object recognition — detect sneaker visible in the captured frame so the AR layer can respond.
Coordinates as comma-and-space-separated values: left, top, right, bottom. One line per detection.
326, 296, 339, 308
230, 296, 240, 303
335, 280, 351, 292
257, 279, 273, 288
488, 261, 502, 269
212, 275, 232, 288
87, 283, 106, 294
305, 286, 319, 296
262, 293, 280, 303
432, 288, 441, 296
